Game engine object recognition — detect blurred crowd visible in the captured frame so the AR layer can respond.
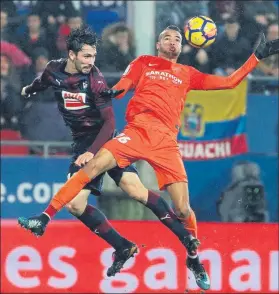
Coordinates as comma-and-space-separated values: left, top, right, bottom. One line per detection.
1, 0, 278, 140
157, 0, 279, 77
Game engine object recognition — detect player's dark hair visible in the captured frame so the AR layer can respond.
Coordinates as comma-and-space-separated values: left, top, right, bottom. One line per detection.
158, 25, 182, 41
165, 25, 181, 33
66, 26, 97, 54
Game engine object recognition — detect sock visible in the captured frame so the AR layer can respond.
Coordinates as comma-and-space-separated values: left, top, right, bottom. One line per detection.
44, 169, 91, 218
145, 190, 190, 240
78, 205, 131, 250
179, 209, 198, 257
182, 209, 198, 239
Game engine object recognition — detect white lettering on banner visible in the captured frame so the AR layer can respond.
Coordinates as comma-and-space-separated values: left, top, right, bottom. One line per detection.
1, 182, 64, 204
270, 251, 279, 291
33, 183, 51, 204
5, 246, 42, 288
5, 246, 77, 289
17, 183, 33, 203
145, 71, 182, 84
48, 247, 77, 288
229, 250, 261, 291
3, 245, 279, 292
178, 141, 231, 160
1, 183, 6, 202
187, 249, 222, 291
144, 249, 177, 290
100, 248, 138, 293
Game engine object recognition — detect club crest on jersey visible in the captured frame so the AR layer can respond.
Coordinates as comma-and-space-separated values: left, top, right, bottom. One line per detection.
180, 103, 205, 138
83, 81, 88, 89
62, 91, 89, 110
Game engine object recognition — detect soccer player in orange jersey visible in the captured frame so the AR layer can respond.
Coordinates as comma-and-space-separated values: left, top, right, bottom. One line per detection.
18, 25, 278, 290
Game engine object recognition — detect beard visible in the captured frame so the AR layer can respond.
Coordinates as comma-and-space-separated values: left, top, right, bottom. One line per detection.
159, 47, 180, 59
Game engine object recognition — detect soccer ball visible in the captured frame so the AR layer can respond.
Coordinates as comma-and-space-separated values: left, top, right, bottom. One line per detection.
185, 16, 217, 48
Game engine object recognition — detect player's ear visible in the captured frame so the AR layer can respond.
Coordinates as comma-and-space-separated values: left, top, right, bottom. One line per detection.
156, 42, 160, 50
68, 50, 76, 61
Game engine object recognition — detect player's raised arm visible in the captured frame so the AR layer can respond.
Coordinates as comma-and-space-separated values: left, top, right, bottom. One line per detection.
189, 34, 279, 90
100, 56, 145, 99
22, 61, 53, 97
86, 75, 115, 155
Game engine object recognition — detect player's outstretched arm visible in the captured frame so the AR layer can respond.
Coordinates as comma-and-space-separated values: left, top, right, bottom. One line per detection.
190, 34, 279, 91
22, 62, 53, 98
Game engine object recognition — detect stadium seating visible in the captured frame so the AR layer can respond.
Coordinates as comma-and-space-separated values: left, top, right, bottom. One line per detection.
0, 129, 29, 155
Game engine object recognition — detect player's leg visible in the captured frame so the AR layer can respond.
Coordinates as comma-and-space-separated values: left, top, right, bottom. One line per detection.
166, 181, 197, 238
149, 141, 210, 290
18, 147, 117, 230
66, 189, 137, 274
114, 169, 191, 241
18, 149, 116, 233
166, 181, 209, 290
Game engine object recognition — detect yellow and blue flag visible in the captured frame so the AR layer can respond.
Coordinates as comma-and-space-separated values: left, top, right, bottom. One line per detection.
178, 80, 248, 160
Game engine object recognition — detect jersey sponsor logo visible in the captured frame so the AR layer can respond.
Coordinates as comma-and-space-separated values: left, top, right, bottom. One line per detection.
145, 71, 182, 84
62, 91, 89, 110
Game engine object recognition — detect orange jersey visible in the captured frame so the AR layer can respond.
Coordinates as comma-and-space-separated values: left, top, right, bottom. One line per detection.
113, 54, 259, 133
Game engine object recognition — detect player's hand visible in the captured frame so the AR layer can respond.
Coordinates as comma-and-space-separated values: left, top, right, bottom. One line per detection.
254, 33, 279, 60
75, 152, 94, 167
21, 86, 36, 98
99, 89, 125, 99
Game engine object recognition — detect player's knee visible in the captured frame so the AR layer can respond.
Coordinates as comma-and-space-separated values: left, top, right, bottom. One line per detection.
66, 200, 87, 216
175, 205, 191, 219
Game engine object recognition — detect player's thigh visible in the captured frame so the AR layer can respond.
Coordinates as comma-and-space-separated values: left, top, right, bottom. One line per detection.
103, 127, 146, 168
118, 172, 149, 203
166, 181, 191, 218
83, 147, 117, 178
149, 147, 187, 191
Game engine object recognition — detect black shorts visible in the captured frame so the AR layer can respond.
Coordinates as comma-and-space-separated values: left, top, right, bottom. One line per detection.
68, 162, 138, 196
69, 130, 138, 195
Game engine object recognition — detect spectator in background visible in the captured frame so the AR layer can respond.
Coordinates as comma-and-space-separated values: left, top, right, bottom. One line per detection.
56, 12, 83, 58
1, 1, 19, 37
1, 9, 15, 43
18, 10, 48, 64
1, 54, 23, 130
1, 40, 32, 68
20, 47, 72, 143
97, 22, 135, 72
210, 17, 250, 76
156, 1, 209, 35
34, 0, 81, 59
241, 0, 278, 48
34, 0, 80, 28
254, 22, 279, 77
243, 0, 278, 29
208, 0, 240, 24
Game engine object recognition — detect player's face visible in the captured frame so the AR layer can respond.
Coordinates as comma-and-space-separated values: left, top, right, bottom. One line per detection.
72, 44, 97, 74
157, 29, 182, 59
